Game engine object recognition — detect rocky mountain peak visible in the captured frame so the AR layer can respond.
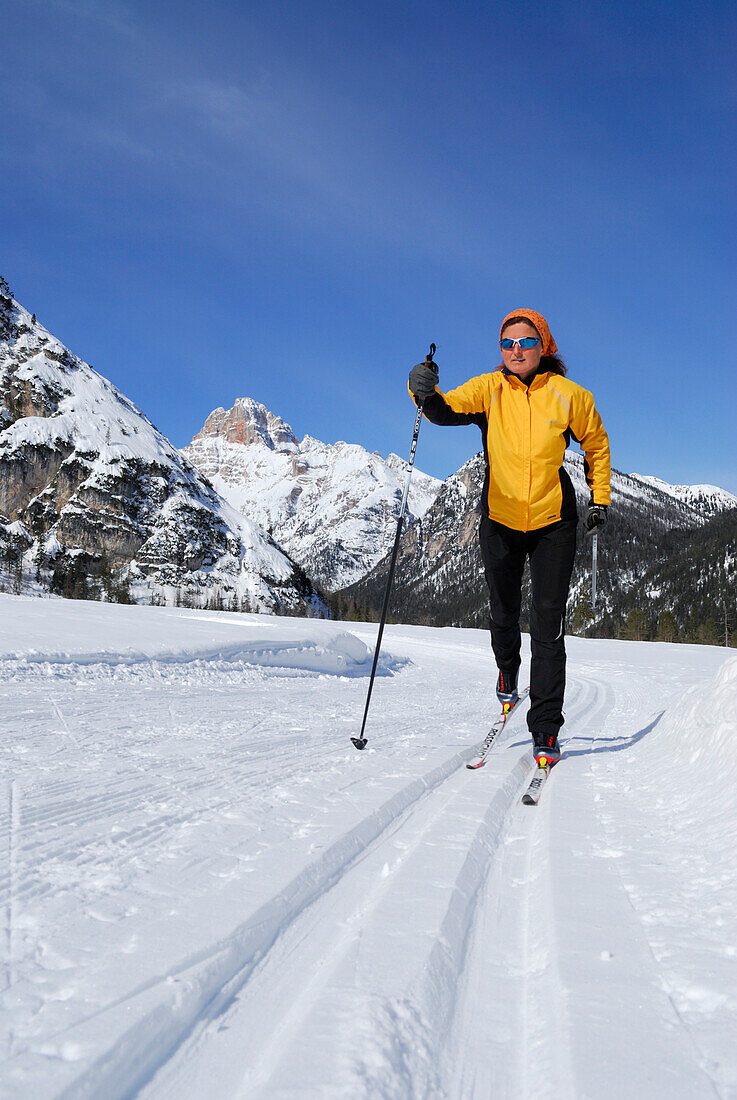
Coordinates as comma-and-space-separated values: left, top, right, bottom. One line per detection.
0, 287, 324, 613
194, 397, 298, 452
0, 276, 16, 340
183, 400, 442, 592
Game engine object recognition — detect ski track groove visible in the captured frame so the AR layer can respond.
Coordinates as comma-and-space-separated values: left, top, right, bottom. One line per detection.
542, 672, 720, 1099
78, 675, 602, 1099
3, 780, 24, 1065
6, 781, 20, 993
605, 845, 724, 1099
444, 672, 603, 1100
134, 743, 536, 1098
444, 667, 718, 1100
160, 679, 597, 1098
520, 674, 606, 1099
55, 729, 515, 1100
4, 633, 729, 1099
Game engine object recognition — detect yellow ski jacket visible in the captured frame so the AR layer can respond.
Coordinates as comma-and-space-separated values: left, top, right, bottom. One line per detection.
413, 368, 611, 532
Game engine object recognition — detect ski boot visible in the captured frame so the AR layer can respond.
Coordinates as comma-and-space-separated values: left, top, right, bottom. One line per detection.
532, 731, 561, 768
496, 669, 519, 713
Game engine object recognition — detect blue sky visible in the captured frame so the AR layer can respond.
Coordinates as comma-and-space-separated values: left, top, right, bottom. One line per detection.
3, 0, 736, 492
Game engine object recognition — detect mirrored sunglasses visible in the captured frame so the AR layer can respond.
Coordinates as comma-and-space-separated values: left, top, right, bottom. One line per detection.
500, 337, 541, 350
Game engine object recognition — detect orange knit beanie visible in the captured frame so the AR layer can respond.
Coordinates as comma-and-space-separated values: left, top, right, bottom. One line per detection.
500, 308, 558, 356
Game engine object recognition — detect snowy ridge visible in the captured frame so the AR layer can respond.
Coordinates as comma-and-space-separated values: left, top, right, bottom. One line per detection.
2, 633, 374, 680
2, 595, 735, 1098
630, 472, 737, 517
626, 653, 737, 831
566, 450, 733, 523
183, 397, 441, 591
0, 292, 323, 612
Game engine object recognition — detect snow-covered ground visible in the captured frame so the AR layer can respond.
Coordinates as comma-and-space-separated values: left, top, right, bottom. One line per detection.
1, 594, 735, 1099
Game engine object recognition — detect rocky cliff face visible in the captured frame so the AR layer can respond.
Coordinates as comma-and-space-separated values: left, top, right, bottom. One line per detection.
0, 280, 324, 613
183, 397, 441, 592
198, 400, 300, 451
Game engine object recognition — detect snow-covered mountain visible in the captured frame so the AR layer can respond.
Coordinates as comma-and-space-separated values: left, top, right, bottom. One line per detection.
630, 473, 737, 517
183, 397, 441, 591
0, 279, 324, 613
2, 272, 732, 627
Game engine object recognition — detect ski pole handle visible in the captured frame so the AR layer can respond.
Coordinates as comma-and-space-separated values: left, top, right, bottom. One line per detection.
400, 345, 434, 545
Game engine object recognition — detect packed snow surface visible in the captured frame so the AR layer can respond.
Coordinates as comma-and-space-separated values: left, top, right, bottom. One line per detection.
1, 595, 735, 1099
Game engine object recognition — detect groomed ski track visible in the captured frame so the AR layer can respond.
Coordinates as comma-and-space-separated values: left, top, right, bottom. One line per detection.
1, 601, 733, 1099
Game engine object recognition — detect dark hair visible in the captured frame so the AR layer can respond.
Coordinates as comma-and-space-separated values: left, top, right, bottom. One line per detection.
539, 354, 567, 377
500, 316, 567, 377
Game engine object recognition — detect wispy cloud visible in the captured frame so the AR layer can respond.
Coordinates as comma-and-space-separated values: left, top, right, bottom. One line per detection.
46, 0, 138, 37
160, 70, 499, 266
3, 2, 685, 286
169, 76, 281, 136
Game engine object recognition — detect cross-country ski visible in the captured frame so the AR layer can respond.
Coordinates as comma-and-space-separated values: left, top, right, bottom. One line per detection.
521, 760, 553, 804
466, 686, 530, 769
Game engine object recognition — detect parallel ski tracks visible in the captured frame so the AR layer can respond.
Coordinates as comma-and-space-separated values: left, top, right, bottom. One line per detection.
57, 717, 535, 1099
444, 672, 604, 1098
444, 669, 722, 1100
16, 662, 718, 1099
54, 677, 593, 1098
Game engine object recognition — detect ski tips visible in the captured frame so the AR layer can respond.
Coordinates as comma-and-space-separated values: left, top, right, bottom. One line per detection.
351, 737, 368, 750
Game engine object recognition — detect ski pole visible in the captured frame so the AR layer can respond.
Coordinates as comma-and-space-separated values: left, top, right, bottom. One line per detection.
591, 530, 598, 610
351, 343, 435, 750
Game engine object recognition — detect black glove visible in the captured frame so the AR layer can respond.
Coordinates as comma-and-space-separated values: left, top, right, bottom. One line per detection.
584, 504, 608, 533
409, 358, 439, 401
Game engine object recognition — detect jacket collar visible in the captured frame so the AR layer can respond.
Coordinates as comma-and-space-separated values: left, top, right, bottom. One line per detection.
501, 367, 550, 390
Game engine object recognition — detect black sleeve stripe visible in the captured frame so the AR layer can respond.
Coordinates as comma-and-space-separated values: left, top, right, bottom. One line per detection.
418, 391, 487, 428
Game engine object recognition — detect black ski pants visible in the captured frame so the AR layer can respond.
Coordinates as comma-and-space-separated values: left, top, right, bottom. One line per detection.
479, 514, 578, 739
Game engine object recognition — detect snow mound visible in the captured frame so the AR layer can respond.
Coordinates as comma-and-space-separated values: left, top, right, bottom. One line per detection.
177, 628, 373, 676
0, 595, 390, 678
635, 655, 737, 846
646, 655, 737, 775
3, 631, 372, 678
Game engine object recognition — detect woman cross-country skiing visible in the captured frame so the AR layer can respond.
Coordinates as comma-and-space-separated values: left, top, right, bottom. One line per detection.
408, 308, 611, 767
